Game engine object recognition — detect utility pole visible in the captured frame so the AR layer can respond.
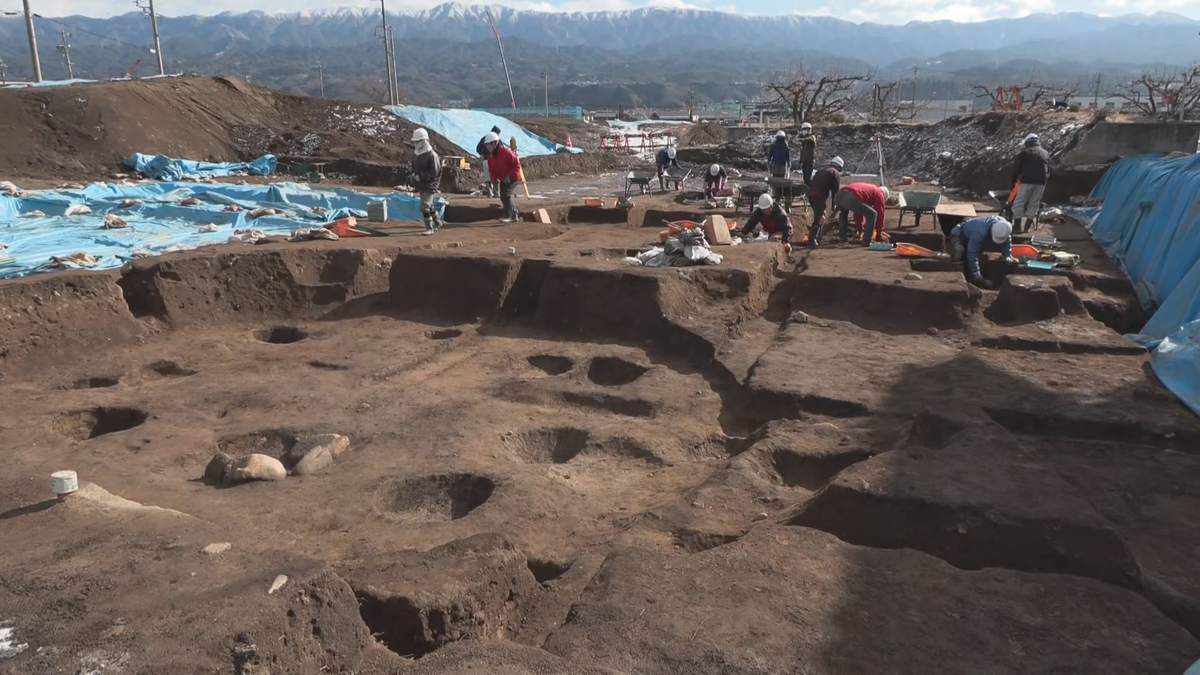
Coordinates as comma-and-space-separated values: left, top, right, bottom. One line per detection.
22, 0, 42, 82
911, 67, 920, 115
542, 72, 548, 117
388, 25, 399, 104
1093, 72, 1102, 109
56, 28, 73, 79
316, 61, 324, 98
377, 0, 395, 106
134, 0, 164, 75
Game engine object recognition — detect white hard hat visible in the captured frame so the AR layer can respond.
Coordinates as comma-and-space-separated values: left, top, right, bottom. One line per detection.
992, 218, 1013, 243
1023, 133, 1039, 144
880, 186, 890, 201
484, 131, 500, 144
666, 146, 677, 159
412, 128, 429, 143
709, 164, 721, 176
800, 122, 813, 132
830, 156, 844, 169
757, 193, 774, 210
775, 130, 786, 139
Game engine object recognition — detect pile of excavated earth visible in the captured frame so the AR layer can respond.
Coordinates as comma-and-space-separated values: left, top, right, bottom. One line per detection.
1, 77, 1199, 675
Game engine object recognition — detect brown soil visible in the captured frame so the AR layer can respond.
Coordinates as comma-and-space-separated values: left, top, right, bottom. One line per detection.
1, 173, 1199, 674
0, 75, 459, 182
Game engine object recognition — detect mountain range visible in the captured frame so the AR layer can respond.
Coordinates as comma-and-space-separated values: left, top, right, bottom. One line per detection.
1, 4, 1197, 106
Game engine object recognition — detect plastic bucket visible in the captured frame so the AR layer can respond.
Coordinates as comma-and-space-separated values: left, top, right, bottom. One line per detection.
51, 470, 78, 498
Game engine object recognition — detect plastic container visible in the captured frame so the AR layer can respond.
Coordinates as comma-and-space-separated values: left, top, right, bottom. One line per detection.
51, 470, 78, 499
365, 200, 388, 223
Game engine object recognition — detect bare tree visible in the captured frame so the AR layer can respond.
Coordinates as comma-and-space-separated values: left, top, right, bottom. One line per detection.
350, 78, 390, 104
765, 62, 872, 124
1023, 80, 1080, 108
862, 80, 933, 121
1118, 66, 1200, 120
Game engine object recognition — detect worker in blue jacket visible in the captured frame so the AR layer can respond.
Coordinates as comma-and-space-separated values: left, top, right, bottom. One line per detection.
766, 131, 791, 178
656, 146, 680, 190
949, 215, 1015, 289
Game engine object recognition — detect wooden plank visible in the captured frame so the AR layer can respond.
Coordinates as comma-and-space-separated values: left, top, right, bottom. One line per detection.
935, 202, 978, 217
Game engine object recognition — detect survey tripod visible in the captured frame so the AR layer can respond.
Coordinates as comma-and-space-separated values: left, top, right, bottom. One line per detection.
851, 133, 887, 185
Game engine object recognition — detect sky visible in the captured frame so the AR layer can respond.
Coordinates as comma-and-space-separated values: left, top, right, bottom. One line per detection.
6, 0, 1200, 23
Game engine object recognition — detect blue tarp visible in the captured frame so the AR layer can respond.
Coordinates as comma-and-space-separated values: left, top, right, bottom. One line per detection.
1084, 153, 1200, 416
0, 181, 433, 278
384, 105, 580, 158
125, 153, 278, 181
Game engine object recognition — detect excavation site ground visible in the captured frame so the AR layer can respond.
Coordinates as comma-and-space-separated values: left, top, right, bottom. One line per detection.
2, 187, 1200, 674
2, 78, 1200, 675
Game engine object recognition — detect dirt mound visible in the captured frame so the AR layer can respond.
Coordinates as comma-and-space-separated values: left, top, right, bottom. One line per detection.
677, 121, 731, 146
0, 75, 457, 181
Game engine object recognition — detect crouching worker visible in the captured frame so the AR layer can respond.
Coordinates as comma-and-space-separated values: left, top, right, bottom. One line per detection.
740, 193, 794, 252
804, 156, 844, 248
484, 131, 523, 223
656, 146, 680, 190
411, 128, 442, 236
949, 215, 1015, 289
703, 163, 728, 199
835, 182, 888, 245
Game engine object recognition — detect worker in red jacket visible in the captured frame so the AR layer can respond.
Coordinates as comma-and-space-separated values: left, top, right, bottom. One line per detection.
739, 193, 794, 252
483, 131, 523, 223
834, 182, 889, 245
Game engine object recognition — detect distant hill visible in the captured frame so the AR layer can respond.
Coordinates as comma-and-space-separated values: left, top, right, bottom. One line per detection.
1, 5, 1195, 106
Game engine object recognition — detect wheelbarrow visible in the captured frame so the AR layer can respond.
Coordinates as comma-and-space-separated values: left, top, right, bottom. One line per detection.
625, 171, 655, 196
767, 177, 808, 211
662, 167, 691, 192
896, 191, 942, 229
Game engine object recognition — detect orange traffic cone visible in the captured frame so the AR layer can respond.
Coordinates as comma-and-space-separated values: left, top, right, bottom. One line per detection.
566, 134, 572, 148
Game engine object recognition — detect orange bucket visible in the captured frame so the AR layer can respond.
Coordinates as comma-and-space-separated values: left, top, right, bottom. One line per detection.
1011, 243, 1039, 258
584, 198, 606, 207
895, 242, 936, 257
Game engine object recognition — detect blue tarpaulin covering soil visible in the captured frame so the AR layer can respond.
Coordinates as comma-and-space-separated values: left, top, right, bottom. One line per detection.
384, 105, 580, 158
126, 153, 278, 181
1084, 153, 1200, 416
0, 181, 433, 278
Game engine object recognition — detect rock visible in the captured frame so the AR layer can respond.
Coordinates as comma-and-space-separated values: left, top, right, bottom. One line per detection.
753, 512, 769, 521
202, 542, 232, 556
117, 198, 143, 209
268, 574, 288, 595
179, 197, 203, 206
204, 451, 235, 483
227, 453, 287, 483
926, 327, 940, 336
904, 272, 923, 281
287, 434, 350, 476
102, 214, 128, 229
692, 500, 705, 509
788, 311, 809, 325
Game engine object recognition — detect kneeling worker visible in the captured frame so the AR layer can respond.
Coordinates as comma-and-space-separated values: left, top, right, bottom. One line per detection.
740, 193, 794, 252
656, 146, 680, 190
949, 215, 1015, 289
703, 163, 727, 199
835, 182, 888, 245
411, 128, 442, 236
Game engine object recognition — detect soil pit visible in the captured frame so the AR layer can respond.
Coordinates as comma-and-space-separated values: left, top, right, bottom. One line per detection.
375, 473, 496, 523
586, 356, 649, 386
54, 406, 148, 440
257, 325, 309, 344
526, 354, 574, 375
70, 376, 119, 389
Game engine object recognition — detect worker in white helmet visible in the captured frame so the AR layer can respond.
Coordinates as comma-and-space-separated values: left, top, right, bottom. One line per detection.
703, 163, 728, 199
796, 122, 817, 184
656, 146, 681, 190
949, 215, 1016, 289
483, 131, 523, 223
803, 156, 844, 247
767, 130, 791, 179
411, 128, 442, 235
1009, 132, 1051, 233
476, 125, 502, 197
739, 192, 795, 252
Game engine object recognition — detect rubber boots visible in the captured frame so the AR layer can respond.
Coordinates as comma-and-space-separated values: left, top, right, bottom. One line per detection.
806, 222, 822, 248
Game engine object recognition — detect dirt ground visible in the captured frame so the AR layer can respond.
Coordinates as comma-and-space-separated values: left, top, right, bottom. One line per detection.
3, 131, 1200, 672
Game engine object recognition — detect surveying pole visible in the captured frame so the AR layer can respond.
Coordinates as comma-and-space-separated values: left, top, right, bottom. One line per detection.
21, 0, 42, 82
135, 0, 164, 75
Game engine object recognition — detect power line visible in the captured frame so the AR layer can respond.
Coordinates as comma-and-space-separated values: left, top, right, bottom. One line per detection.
32, 14, 150, 51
